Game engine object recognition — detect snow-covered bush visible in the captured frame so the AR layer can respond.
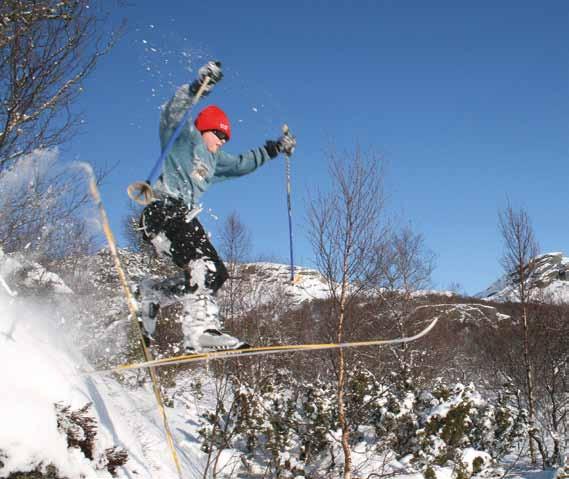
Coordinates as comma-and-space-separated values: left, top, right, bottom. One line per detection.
199, 371, 338, 477
373, 379, 527, 476
200, 369, 527, 478
55, 403, 128, 477
0, 463, 61, 478
296, 379, 337, 463
0, 403, 127, 479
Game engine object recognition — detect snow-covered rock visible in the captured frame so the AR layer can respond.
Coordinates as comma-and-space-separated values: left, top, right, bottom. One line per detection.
477, 252, 569, 303
0, 250, 73, 296
232, 261, 330, 307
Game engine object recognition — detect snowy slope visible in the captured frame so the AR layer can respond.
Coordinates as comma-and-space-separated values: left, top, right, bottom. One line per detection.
477, 252, 569, 303
0, 258, 337, 478
230, 261, 330, 307
4, 248, 560, 478
214, 262, 455, 309
0, 248, 484, 478
0, 269, 222, 478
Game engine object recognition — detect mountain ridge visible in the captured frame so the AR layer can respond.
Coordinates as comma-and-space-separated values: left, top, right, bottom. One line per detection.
477, 251, 569, 303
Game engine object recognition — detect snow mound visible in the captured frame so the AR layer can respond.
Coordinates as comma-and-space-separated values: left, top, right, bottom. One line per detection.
0, 288, 209, 478
0, 299, 114, 477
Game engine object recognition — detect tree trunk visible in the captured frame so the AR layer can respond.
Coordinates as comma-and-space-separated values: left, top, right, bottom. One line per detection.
521, 291, 537, 464
549, 386, 561, 466
337, 301, 352, 479
498, 204, 541, 466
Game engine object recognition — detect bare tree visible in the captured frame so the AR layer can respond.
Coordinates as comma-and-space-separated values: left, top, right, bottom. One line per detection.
499, 203, 540, 463
0, 0, 119, 170
380, 225, 435, 295
0, 1, 119, 261
376, 225, 436, 376
0, 151, 106, 260
217, 211, 252, 321
219, 211, 252, 266
307, 148, 386, 479
531, 304, 569, 468
479, 300, 569, 469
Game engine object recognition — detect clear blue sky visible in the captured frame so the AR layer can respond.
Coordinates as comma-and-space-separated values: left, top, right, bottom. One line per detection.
66, 1, 568, 295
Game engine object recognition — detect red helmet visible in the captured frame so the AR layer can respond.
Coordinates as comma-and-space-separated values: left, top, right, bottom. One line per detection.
194, 105, 231, 140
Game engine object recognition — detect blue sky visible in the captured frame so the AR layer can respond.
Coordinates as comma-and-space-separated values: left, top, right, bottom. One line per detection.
66, 1, 568, 295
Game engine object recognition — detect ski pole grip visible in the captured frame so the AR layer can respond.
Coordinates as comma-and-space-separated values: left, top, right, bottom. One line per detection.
127, 181, 155, 206
192, 76, 211, 106
282, 124, 293, 158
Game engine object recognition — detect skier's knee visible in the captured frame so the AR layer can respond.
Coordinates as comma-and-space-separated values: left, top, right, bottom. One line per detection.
207, 263, 228, 293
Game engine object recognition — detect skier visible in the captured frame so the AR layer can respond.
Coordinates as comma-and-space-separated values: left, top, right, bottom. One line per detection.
137, 61, 296, 352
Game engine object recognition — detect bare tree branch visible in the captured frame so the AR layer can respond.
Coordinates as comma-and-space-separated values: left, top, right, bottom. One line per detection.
0, 0, 121, 170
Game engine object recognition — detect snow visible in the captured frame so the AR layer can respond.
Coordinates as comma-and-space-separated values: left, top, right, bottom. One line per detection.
477, 252, 569, 303
23, 265, 74, 294
461, 447, 491, 473
212, 449, 242, 476
224, 262, 331, 310
0, 299, 108, 477
1, 248, 561, 478
0, 252, 73, 295
432, 466, 454, 479
0, 282, 214, 477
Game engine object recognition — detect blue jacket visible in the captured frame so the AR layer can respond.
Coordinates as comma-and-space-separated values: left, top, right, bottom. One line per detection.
153, 84, 273, 208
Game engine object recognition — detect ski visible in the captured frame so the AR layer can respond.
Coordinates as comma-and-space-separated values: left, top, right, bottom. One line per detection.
92, 316, 439, 375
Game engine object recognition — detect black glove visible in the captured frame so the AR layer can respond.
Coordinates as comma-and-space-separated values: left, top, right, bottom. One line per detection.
264, 131, 297, 159
190, 61, 223, 97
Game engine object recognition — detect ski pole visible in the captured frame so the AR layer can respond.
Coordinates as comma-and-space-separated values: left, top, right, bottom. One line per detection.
283, 124, 295, 283
83, 162, 183, 477
0, 273, 17, 297
127, 74, 213, 205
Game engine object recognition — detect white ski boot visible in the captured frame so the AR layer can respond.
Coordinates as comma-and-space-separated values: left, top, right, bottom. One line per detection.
182, 293, 249, 353
135, 279, 166, 345
138, 299, 159, 345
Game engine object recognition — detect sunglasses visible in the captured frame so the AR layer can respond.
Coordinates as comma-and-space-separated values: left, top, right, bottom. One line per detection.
211, 129, 229, 142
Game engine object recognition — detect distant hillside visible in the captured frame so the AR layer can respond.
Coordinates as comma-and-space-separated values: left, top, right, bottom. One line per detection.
477, 252, 569, 303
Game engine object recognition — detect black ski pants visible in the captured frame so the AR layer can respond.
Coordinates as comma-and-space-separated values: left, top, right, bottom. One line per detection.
140, 197, 228, 294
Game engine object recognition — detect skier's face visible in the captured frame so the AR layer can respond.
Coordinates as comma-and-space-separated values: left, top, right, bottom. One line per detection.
202, 130, 227, 153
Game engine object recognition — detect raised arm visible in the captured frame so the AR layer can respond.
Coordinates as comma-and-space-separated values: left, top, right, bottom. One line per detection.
159, 61, 223, 139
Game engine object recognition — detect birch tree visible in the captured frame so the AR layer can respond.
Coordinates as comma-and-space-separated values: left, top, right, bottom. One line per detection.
218, 211, 252, 321
377, 225, 436, 377
0, 1, 118, 260
499, 203, 540, 463
308, 148, 386, 479
0, 0, 118, 169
